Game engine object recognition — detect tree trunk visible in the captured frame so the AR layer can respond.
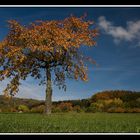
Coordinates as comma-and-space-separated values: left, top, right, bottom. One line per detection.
45, 67, 52, 115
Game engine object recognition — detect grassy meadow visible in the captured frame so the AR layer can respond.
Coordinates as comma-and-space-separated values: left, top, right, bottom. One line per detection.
0, 112, 140, 133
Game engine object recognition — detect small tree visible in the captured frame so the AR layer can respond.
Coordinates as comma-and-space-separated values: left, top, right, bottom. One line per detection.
58, 102, 73, 112
73, 105, 82, 113
30, 105, 45, 113
18, 105, 29, 112
0, 15, 98, 114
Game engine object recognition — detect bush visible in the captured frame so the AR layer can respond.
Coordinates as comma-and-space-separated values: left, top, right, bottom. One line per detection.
18, 105, 29, 112
124, 100, 140, 108
10, 108, 17, 112
125, 108, 140, 113
52, 107, 61, 113
73, 105, 82, 113
2, 107, 12, 112
90, 102, 104, 112
107, 107, 125, 113
90, 98, 124, 112
85, 106, 96, 113
58, 102, 73, 112
30, 105, 45, 113
103, 98, 123, 110
136, 98, 140, 102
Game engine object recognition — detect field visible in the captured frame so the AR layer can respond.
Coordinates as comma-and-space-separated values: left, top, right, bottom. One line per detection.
0, 113, 140, 133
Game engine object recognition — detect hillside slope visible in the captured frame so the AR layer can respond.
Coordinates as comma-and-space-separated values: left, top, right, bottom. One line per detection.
0, 90, 140, 112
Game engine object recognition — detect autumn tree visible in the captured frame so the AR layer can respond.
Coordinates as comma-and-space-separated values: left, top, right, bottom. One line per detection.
0, 15, 98, 114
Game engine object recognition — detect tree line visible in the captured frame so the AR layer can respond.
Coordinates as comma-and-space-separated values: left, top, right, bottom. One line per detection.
0, 90, 140, 113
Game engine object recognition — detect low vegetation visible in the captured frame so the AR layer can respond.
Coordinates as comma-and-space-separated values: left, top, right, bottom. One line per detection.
0, 113, 140, 133
0, 90, 139, 133
0, 90, 140, 113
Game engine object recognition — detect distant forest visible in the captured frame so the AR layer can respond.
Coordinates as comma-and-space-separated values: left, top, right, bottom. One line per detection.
0, 90, 140, 113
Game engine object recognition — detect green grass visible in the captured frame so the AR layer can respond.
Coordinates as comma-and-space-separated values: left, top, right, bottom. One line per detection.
0, 112, 140, 133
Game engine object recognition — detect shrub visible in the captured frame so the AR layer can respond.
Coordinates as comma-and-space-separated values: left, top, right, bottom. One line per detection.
107, 107, 125, 113
1, 107, 12, 112
136, 98, 140, 102
125, 108, 140, 113
90, 102, 104, 112
30, 105, 45, 113
10, 108, 17, 112
73, 105, 82, 113
103, 98, 123, 109
90, 98, 124, 112
85, 106, 96, 113
58, 102, 73, 112
18, 105, 29, 112
112, 98, 123, 106
124, 100, 140, 108
52, 107, 61, 113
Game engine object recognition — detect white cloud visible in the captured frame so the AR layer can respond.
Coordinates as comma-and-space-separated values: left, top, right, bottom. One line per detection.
98, 16, 140, 44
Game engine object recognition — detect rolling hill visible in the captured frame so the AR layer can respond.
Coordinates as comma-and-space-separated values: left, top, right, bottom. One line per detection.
0, 90, 140, 112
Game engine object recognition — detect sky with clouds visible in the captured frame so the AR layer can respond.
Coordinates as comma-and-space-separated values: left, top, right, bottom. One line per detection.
0, 7, 140, 101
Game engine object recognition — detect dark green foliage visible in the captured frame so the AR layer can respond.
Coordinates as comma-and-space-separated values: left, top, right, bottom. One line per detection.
124, 100, 140, 108
85, 106, 96, 113
53, 99, 90, 108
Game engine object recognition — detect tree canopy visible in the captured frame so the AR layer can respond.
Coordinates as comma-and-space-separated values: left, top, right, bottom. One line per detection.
0, 15, 98, 98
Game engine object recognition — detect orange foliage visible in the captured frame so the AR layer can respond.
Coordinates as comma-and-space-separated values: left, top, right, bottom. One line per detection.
58, 102, 73, 112
107, 107, 125, 113
0, 15, 98, 96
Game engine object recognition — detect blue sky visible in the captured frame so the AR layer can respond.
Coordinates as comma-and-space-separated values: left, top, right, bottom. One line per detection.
0, 7, 140, 101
